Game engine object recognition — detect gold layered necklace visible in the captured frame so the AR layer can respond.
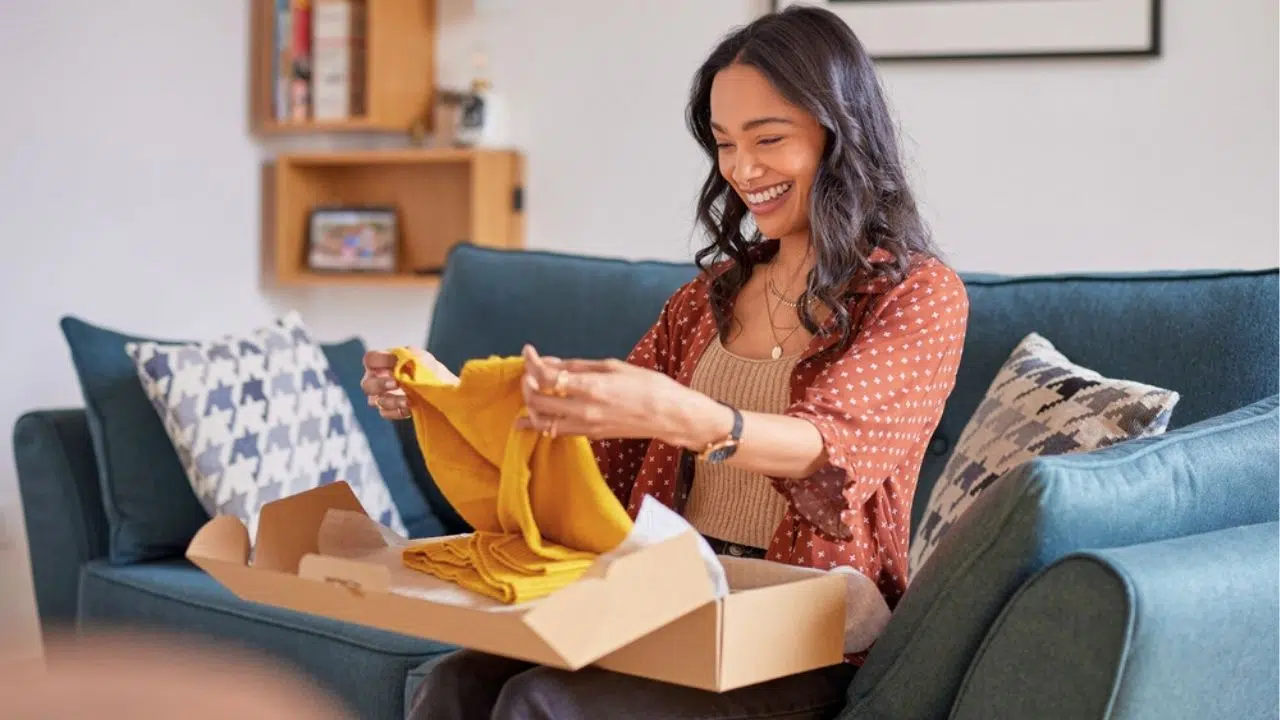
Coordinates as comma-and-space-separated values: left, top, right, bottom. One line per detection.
763, 257, 810, 360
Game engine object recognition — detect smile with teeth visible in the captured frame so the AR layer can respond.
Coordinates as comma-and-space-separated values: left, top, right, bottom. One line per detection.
744, 182, 793, 206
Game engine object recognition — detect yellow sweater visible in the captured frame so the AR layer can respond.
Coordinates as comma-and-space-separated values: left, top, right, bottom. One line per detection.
391, 348, 634, 603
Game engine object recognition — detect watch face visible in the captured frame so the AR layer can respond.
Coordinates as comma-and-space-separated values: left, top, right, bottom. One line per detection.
707, 442, 738, 463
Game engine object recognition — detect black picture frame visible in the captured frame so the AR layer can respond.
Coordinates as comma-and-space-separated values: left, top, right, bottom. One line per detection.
770, 0, 1161, 61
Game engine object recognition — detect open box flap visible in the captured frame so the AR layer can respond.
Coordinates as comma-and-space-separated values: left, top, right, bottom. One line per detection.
521, 530, 717, 668
186, 514, 260, 598
254, 482, 370, 573
187, 514, 250, 565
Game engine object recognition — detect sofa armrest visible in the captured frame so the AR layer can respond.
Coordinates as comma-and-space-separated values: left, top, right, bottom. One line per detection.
951, 520, 1279, 720
12, 409, 109, 633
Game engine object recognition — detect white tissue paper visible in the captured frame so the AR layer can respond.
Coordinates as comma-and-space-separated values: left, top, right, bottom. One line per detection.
593, 494, 730, 597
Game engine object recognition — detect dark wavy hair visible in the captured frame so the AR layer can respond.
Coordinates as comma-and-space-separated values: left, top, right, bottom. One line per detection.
686, 5, 939, 352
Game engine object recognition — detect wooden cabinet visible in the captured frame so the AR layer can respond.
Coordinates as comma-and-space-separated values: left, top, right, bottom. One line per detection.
264, 148, 525, 288
250, 1, 522, 289
250, 0, 435, 135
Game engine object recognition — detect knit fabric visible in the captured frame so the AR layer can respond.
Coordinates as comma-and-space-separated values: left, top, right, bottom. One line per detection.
684, 337, 798, 549
392, 349, 634, 604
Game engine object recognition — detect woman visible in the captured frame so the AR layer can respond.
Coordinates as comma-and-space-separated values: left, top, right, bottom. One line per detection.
363, 6, 968, 719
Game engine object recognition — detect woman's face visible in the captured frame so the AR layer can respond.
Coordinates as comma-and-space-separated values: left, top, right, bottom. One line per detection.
710, 63, 826, 243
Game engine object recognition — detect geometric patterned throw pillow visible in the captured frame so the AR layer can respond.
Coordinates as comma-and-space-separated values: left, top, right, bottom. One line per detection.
125, 311, 407, 542
909, 332, 1180, 578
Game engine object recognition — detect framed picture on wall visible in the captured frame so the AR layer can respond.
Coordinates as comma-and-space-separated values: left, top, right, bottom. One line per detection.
306, 206, 400, 273
773, 0, 1161, 61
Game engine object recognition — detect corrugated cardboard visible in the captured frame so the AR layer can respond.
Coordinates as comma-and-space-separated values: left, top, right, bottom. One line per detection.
593, 558, 848, 691
187, 482, 850, 690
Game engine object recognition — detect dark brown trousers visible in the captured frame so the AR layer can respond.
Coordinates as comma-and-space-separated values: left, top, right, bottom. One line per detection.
407, 649, 856, 720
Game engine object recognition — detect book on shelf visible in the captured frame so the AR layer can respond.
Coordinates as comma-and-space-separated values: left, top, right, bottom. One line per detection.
273, 0, 367, 124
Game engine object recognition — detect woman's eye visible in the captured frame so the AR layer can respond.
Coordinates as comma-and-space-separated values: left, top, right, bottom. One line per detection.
715, 142, 733, 149
759, 136, 783, 146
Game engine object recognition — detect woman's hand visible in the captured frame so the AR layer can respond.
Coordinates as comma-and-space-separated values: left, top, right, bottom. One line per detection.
517, 344, 732, 448
360, 347, 458, 421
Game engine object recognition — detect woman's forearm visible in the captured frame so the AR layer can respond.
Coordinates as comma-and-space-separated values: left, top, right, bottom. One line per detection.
661, 388, 828, 479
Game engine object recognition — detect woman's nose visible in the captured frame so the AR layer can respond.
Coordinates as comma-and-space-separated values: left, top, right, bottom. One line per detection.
732, 150, 764, 187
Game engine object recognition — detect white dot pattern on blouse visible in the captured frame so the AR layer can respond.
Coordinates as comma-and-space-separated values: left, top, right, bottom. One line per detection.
591, 254, 969, 660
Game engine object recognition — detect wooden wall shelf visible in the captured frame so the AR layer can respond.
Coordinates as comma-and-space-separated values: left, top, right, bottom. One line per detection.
251, 0, 435, 135
264, 148, 525, 289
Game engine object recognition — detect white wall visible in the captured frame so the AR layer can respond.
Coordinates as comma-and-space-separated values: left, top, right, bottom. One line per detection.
881, 3, 1279, 273
0, 0, 1274, 662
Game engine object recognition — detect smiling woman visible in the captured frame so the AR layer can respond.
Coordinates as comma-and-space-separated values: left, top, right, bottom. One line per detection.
368, 5, 972, 719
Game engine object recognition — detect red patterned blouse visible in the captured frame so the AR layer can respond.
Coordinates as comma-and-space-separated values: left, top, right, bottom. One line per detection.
591, 243, 969, 662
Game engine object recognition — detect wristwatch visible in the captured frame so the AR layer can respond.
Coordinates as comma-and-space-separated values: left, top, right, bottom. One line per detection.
698, 402, 743, 464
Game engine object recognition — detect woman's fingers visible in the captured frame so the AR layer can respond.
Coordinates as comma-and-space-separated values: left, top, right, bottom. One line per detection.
525, 389, 580, 420
363, 351, 406, 411
362, 377, 400, 399
524, 346, 585, 386
521, 345, 556, 389
557, 358, 619, 374
526, 346, 620, 375
521, 370, 549, 430
360, 364, 401, 396
378, 401, 408, 420
526, 347, 612, 400
363, 349, 397, 371
515, 411, 596, 440
363, 380, 409, 421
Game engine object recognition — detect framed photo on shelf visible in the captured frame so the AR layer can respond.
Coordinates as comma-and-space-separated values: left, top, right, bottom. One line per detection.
773, 0, 1160, 61
306, 206, 400, 273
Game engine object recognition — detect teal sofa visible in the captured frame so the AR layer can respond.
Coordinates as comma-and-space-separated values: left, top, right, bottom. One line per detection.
15, 243, 1279, 719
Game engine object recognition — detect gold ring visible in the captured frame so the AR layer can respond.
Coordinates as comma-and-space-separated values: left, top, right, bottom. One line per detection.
552, 370, 569, 398
542, 418, 558, 439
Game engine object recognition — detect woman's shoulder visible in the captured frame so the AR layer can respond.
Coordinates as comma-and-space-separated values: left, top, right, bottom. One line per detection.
857, 250, 968, 309
830, 252, 969, 353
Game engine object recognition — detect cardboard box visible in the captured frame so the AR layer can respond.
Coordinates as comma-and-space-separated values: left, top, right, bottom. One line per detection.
593, 556, 847, 691
187, 482, 849, 690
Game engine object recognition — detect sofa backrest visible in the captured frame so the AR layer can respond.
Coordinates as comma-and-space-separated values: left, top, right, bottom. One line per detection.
920, 267, 1279, 538
427, 245, 1279, 537
427, 244, 698, 371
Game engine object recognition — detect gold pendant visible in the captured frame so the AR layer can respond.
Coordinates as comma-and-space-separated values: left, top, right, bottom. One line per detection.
771, 345, 783, 360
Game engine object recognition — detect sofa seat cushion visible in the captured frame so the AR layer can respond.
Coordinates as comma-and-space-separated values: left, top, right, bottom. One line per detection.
78, 559, 452, 720
842, 394, 1280, 720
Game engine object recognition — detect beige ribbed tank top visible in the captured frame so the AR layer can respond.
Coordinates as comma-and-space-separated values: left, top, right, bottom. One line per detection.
684, 337, 799, 550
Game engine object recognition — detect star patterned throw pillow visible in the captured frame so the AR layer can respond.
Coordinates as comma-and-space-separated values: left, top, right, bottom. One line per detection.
909, 332, 1180, 578
125, 311, 407, 542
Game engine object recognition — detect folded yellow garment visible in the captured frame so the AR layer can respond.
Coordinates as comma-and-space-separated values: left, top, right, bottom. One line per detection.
403, 533, 596, 604
391, 348, 634, 603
